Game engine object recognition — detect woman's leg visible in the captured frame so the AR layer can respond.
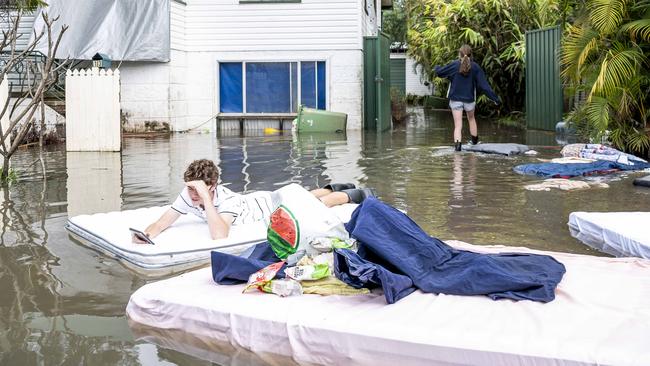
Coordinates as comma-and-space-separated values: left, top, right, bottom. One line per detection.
467, 108, 478, 139
452, 109, 464, 143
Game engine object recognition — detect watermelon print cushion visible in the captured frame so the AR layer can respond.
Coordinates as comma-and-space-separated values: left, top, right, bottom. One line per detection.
268, 205, 300, 259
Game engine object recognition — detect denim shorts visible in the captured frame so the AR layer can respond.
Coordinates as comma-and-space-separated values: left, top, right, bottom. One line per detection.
449, 100, 476, 112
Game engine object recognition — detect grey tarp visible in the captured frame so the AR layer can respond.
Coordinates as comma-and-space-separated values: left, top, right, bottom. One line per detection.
633, 175, 650, 188
463, 143, 530, 156
30, 0, 170, 62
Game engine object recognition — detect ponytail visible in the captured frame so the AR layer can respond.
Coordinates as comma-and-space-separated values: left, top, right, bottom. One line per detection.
458, 44, 472, 76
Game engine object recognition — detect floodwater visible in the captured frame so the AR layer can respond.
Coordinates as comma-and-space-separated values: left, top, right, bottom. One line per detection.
1, 107, 648, 365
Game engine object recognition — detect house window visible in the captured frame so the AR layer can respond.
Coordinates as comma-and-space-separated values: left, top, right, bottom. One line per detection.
219, 61, 326, 113
219, 63, 243, 113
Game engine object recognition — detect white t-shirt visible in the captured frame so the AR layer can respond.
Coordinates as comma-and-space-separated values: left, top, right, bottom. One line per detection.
171, 185, 278, 225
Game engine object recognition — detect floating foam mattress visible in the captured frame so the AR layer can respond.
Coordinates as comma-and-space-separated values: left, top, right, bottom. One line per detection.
463, 143, 529, 155
126, 241, 650, 366
66, 204, 357, 276
568, 211, 650, 259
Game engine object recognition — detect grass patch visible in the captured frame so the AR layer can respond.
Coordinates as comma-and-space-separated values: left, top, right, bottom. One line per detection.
0, 167, 18, 184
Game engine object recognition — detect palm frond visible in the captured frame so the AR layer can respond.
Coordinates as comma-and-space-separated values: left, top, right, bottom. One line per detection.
585, 96, 611, 133
621, 19, 650, 42
589, 0, 627, 35
561, 24, 600, 82
626, 128, 650, 152
591, 46, 641, 97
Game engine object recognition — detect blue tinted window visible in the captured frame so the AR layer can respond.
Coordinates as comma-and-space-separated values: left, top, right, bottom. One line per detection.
246, 62, 291, 113
317, 61, 326, 110
301, 62, 316, 108
219, 62, 243, 113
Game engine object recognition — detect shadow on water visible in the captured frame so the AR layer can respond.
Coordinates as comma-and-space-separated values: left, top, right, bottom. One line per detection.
0, 106, 649, 365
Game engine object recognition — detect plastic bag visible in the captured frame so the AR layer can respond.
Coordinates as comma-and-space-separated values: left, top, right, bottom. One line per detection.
267, 183, 349, 259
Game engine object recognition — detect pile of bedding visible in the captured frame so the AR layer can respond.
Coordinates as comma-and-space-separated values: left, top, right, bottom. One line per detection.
211, 198, 566, 304
514, 144, 650, 178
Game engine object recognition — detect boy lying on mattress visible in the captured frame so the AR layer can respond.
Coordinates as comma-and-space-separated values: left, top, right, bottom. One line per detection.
133, 159, 374, 243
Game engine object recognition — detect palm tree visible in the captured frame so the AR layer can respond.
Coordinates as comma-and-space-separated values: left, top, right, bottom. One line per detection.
562, 0, 650, 156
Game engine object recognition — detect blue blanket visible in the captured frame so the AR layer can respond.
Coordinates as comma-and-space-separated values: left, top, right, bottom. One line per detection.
336, 198, 566, 303
211, 243, 284, 285
514, 160, 650, 178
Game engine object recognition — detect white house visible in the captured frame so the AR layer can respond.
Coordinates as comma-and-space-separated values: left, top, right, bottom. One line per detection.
26, 0, 393, 132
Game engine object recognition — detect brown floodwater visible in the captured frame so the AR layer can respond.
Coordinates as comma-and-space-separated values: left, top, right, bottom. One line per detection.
0, 108, 648, 365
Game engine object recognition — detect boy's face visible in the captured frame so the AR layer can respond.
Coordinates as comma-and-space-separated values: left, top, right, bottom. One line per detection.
187, 182, 216, 206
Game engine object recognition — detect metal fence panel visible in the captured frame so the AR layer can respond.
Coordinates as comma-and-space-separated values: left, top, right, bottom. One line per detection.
377, 33, 391, 132
363, 33, 391, 131
390, 58, 406, 95
525, 26, 563, 131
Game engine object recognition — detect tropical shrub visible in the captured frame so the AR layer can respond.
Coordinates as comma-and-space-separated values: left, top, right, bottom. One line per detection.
562, 0, 650, 157
406, 0, 572, 114
383, 0, 407, 44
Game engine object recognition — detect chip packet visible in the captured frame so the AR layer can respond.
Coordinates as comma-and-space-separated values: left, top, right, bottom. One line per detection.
284, 263, 330, 281
261, 279, 303, 297
243, 261, 285, 293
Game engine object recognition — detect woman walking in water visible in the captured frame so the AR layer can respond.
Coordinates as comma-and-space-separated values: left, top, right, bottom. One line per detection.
434, 45, 500, 151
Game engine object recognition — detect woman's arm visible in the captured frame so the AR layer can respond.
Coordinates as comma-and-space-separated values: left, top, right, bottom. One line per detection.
475, 66, 500, 104
433, 60, 458, 79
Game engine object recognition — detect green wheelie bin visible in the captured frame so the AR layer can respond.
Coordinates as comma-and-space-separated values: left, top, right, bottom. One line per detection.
293, 105, 347, 133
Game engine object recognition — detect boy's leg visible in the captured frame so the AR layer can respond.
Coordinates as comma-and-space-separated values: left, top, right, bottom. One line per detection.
318, 192, 349, 207
310, 188, 333, 198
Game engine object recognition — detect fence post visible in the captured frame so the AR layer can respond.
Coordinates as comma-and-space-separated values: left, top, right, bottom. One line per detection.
65, 68, 121, 151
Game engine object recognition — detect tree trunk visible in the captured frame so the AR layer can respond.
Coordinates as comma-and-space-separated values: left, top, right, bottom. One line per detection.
1, 156, 9, 181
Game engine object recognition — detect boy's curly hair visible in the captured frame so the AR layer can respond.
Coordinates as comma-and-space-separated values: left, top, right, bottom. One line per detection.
184, 159, 219, 185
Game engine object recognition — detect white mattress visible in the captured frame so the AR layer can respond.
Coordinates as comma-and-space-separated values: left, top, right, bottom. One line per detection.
568, 211, 650, 259
66, 204, 358, 276
126, 241, 650, 366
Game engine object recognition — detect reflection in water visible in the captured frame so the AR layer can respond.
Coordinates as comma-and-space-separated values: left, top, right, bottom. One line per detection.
66, 152, 123, 217
0, 108, 649, 365
449, 153, 477, 209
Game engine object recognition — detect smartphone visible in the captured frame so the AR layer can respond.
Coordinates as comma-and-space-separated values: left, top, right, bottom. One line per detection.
129, 228, 155, 245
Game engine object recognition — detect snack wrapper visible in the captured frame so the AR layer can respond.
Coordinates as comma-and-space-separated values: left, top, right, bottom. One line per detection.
243, 261, 285, 293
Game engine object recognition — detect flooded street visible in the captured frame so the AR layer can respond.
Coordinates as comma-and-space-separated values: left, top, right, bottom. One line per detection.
1, 108, 649, 365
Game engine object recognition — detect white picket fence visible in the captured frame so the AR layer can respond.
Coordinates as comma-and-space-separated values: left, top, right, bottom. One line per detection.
65, 68, 121, 151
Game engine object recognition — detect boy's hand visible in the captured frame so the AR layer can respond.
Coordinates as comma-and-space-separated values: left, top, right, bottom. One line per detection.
132, 232, 151, 244
186, 180, 212, 202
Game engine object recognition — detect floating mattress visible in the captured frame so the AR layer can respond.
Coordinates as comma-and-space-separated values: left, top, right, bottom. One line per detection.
66, 204, 357, 276
463, 143, 529, 155
126, 241, 650, 366
568, 211, 650, 259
